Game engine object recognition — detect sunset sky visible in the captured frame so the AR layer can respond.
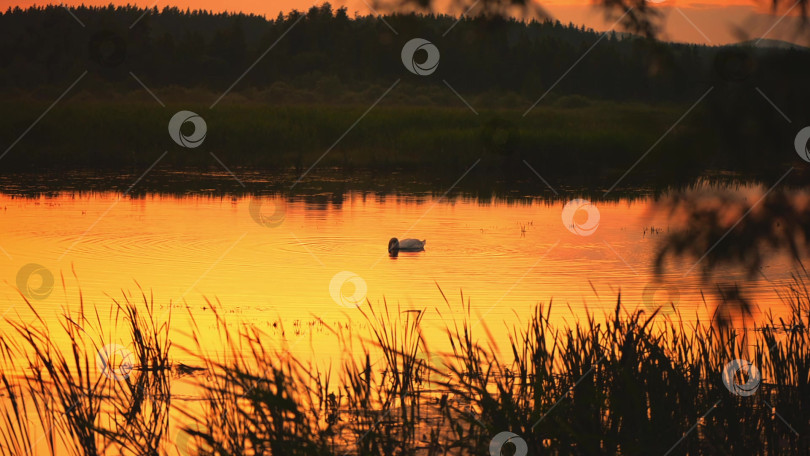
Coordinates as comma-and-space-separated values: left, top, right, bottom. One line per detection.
2, 0, 809, 45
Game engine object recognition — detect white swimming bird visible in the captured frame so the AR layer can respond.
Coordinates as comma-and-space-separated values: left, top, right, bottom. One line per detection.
388, 237, 426, 254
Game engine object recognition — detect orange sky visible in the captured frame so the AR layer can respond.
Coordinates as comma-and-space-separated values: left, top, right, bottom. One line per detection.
2, 0, 809, 45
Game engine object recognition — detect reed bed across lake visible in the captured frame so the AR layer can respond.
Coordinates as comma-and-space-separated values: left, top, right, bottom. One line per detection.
0, 275, 808, 455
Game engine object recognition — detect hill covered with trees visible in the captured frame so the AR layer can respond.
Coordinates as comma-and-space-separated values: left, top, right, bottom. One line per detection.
3, 3, 808, 102
1, 4, 809, 190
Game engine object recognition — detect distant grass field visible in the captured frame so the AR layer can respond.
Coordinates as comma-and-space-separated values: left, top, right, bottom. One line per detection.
0, 88, 801, 191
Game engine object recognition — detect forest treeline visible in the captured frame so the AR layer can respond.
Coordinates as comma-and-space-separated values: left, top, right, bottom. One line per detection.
2, 3, 810, 103
2, 4, 810, 186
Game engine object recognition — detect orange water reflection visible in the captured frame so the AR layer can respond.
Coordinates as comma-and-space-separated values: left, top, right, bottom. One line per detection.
0, 191, 797, 366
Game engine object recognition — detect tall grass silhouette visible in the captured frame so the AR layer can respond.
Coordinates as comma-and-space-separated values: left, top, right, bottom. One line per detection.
0, 276, 807, 454
0, 274, 171, 456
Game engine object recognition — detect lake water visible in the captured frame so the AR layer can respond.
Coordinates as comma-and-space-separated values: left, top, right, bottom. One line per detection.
0, 188, 798, 367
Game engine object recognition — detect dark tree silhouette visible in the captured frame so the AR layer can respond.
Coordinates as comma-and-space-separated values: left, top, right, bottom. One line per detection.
656, 186, 810, 279
654, 184, 810, 323
378, 0, 808, 41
